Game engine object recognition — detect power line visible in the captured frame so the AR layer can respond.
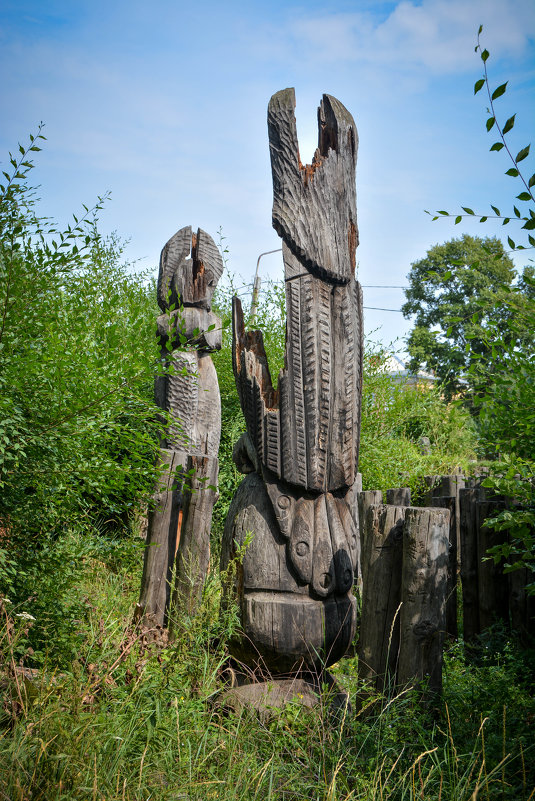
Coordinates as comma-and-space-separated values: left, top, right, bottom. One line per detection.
363, 306, 404, 313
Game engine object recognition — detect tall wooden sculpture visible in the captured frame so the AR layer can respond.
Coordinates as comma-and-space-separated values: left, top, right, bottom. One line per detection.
221, 89, 363, 674
139, 226, 223, 627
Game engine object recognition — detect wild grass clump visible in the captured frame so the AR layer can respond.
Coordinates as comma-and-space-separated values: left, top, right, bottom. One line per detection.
1, 531, 533, 801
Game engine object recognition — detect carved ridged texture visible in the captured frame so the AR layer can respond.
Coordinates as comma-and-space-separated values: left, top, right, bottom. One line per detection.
157, 226, 192, 311
268, 89, 358, 283
157, 226, 223, 311
231, 89, 362, 494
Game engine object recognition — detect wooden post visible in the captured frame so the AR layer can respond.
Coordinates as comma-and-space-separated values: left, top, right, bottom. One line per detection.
459, 487, 480, 644
398, 507, 449, 698
358, 504, 406, 691
220, 89, 363, 676
477, 491, 508, 631
386, 487, 411, 507
138, 227, 223, 627
358, 490, 383, 592
433, 496, 458, 639
138, 449, 187, 626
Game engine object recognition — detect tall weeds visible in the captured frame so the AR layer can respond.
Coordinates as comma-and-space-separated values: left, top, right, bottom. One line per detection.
1, 530, 533, 801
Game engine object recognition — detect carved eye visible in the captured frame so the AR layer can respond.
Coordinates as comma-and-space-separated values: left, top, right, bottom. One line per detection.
295, 541, 309, 557
277, 495, 290, 510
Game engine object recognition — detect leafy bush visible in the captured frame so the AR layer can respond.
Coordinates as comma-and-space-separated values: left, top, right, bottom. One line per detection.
0, 131, 166, 663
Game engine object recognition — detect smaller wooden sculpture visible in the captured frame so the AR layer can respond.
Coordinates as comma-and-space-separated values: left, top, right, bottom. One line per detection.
139, 226, 223, 627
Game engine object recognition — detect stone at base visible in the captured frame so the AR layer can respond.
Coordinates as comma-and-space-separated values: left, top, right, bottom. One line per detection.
220, 679, 318, 721
218, 675, 351, 722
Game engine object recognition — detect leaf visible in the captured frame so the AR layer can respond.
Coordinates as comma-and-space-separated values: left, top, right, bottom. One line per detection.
505, 168, 519, 177
528, 235, 535, 246
455, 216, 462, 224
516, 192, 532, 201
528, 174, 535, 188
507, 236, 515, 249
462, 207, 475, 215
502, 218, 510, 225
521, 219, 535, 230
478, 24, 483, 35
438, 210, 449, 215
474, 78, 485, 94
490, 142, 504, 152
513, 206, 521, 218
490, 205, 500, 216
516, 145, 530, 162
491, 82, 507, 100
481, 49, 489, 62
479, 216, 488, 223
503, 114, 515, 134
486, 117, 495, 132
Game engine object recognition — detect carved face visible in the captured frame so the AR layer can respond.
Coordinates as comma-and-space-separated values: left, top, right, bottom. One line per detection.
157, 226, 224, 311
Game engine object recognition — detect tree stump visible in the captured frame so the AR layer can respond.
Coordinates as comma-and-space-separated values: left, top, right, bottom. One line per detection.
138, 227, 223, 626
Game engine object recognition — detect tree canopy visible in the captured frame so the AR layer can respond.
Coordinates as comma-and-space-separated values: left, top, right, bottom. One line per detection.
402, 234, 522, 398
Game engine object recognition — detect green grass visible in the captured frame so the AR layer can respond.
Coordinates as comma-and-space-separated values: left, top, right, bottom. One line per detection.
1, 530, 534, 801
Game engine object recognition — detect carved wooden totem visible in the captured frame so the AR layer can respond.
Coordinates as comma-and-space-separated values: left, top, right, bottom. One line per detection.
221, 89, 363, 673
139, 226, 223, 626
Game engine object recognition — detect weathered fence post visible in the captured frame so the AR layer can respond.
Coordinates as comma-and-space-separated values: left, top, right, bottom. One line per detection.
220, 88, 363, 682
476, 489, 508, 632
397, 507, 450, 698
358, 490, 383, 592
138, 227, 223, 627
358, 503, 406, 691
386, 487, 411, 507
433, 495, 458, 638
423, 474, 465, 639
459, 486, 480, 644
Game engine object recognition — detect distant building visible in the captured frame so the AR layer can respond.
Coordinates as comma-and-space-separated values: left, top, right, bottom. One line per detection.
383, 354, 438, 388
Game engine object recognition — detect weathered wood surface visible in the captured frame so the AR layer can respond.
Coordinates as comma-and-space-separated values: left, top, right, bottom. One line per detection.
222, 89, 362, 675
397, 507, 449, 697
386, 487, 411, 507
233, 90, 363, 495
424, 473, 465, 563
139, 226, 223, 626
268, 89, 358, 283
358, 503, 406, 691
476, 493, 508, 632
459, 487, 480, 643
157, 226, 223, 311
139, 448, 188, 626
222, 472, 356, 672
433, 495, 458, 639
357, 490, 383, 592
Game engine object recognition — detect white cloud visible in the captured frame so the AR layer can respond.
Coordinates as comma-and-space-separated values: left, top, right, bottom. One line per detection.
291, 0, 535, 73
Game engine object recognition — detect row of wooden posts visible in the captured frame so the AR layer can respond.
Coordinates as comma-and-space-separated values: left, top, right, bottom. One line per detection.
356, 474, 534, 697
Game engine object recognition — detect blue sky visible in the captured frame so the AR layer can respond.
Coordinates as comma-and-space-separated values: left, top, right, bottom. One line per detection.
1, 0, 534, 348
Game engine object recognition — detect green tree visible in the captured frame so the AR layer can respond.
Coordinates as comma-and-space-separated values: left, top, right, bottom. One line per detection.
424, 26, 535, 591
402, 234, 519, 398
